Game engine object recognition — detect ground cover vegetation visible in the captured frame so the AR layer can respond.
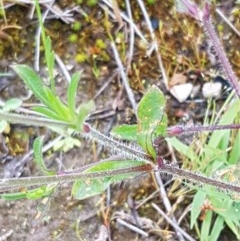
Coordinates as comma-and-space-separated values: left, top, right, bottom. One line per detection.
0, 0, 239, 240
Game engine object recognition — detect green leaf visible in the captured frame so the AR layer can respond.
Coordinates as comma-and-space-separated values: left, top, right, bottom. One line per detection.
208, 216, 224, 241
1, 185, 55, 200
228, 131, 240, 164
225, 218, 240, 239
209, 99, 240, 148
77, 100, 95, 130
33, 137, 56, 176
2, 98, 22, 112
165, 137, 199, 162
72, 177, 111, 200
110, 124, 138, 141
137, 85, 165, 130
211, 198, 240, 224
46, 37, 55, 74
26, 185, 55, 200
11, 65, 72, 123
42, 86, 71, 120
201, 210, 213, 241
190, 190, 207, 228
33, 106, 62, 120
67, 72, 82, 115
136, 86, 167, 157
1, 191, 28, 200
72, 160, 145, 200
85, 159, 145, 172
11, 65, 48, 105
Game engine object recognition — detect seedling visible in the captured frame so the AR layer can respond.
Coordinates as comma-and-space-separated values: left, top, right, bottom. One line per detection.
0, 0, 239, 240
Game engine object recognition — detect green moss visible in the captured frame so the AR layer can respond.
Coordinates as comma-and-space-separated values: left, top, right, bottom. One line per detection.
87, 0, 98, 7
75, 53, 88, 63
147, 0, 156, 4
71, 22, 82, 31
217, 24, 224, 34
95, 39, 106, 49
68, 34, 78, 43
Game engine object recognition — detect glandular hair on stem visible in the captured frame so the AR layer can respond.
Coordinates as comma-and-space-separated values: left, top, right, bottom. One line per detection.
81, 125, 150, 163
160, 164, 240, 194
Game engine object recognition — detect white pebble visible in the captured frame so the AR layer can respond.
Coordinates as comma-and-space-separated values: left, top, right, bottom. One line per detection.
202, 82, 222, 98
170, 83, 193, 103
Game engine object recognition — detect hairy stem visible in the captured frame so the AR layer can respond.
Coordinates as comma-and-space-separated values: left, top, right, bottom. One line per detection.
202, 12, 240, 97
0, 111, 69, 129
160, 164, 240, 194
82, 123, 151, 162
0, 164, 152, 191
167, 123, 240, 136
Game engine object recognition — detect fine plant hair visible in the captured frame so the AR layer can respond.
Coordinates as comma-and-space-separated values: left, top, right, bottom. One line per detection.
82, 123, 150, 162
0, 0, 239, 204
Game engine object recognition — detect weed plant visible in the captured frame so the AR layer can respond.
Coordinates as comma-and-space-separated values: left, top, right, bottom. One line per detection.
0, 0, 239, 240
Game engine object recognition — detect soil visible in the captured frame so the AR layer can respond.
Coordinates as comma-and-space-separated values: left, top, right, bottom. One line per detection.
0, 0, 239, 240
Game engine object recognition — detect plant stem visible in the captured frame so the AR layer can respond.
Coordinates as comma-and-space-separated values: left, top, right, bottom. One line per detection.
202, 11, 240, 98
2, 161, 240, 197
167, 124, 240, 136
0, 164, 152, 190
0, 111, 69, 129
160, 164, 240, 194
82, 123, 151, 162
0, 111, 150, 162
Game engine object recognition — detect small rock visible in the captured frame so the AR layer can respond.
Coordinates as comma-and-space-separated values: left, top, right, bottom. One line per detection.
202, 82, 222, 98
170, 83, 193, 103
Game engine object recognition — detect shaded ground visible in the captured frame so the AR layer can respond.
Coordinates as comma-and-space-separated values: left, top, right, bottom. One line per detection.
0, 0, 239, 240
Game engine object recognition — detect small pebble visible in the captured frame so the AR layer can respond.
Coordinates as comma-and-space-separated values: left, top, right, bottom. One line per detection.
169, 83, 193, 103
202, 82, 222, 98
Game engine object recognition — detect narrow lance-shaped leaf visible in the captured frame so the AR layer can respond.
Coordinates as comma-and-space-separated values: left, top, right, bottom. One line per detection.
1, 191, 27, 200
201, 210, 213, 240
11, 65, 48, 105
35, 0, 55, 89
209, 216, 224, 241
1, 185, 56, 200
46, 36, 55, 84
77, 100, 95, 131
228, 131, 240, 164
26, 185, 56, 200
33, 137, 56, 176
67, 71, 82, 115
42, 86, 72, 121
33, 106, 62, 121
190, 190, 206, 228
209, 99, 240, 148
12, 65, 73, 123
